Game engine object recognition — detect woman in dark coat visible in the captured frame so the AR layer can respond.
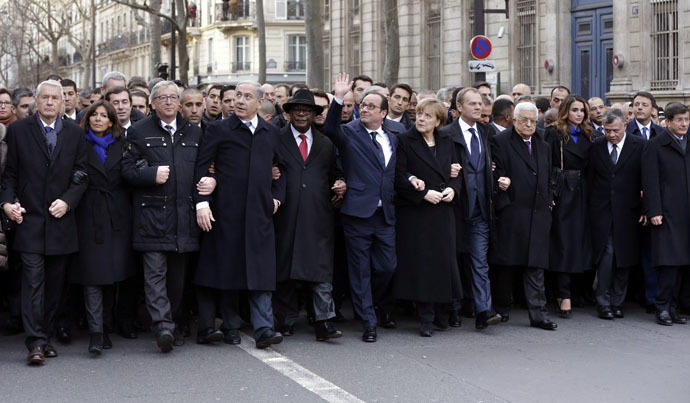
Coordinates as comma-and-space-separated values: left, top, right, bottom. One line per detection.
74, 101, 133, 354
545, 95, 593, 318
393, 98, 462, 337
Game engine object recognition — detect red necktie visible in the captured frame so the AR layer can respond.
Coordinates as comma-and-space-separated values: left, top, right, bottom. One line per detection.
298, 134, 308, 161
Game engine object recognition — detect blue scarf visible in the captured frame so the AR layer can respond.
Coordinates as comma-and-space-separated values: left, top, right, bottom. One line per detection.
85, 129, 115, 164
569, 124, 581, 144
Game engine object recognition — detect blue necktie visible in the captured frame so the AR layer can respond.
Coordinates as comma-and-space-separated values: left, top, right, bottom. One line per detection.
642, 127, 648, 140
45, 126, 57, 156
469, 127, 480, 167
370, 131, 385, 166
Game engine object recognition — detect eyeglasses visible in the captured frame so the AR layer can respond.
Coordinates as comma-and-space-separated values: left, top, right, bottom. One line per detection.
291, 108, 314, 115
517, 117, 538, 125
0, 101, 11, 107
154, 95, 179, 102
672, 117, 690, 124
360, 103, 381, 111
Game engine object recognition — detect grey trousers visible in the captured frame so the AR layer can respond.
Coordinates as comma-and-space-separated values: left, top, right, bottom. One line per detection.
273, 281, 336, 327
20, 253, 69, 350
142, 252, 189, 333
83, 285, 115, 334
595, 236, 630, 307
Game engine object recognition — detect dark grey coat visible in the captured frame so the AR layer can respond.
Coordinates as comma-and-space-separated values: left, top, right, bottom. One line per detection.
274, 125, 339, 283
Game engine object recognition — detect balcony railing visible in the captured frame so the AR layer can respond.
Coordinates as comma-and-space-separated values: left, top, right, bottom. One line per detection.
232, 61, 251, 72
285, 60, 306, 71
215, 1, 253, 23
97, 32, 142, 56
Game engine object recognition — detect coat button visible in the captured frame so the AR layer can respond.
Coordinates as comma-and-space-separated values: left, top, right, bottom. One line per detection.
302, 184, 307, 188
532, 172, 536, 175
45, 163, 49, 167
303, 165, 307, 169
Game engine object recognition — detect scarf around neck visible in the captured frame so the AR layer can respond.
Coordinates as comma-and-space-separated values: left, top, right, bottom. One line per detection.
85, 129, 115, 164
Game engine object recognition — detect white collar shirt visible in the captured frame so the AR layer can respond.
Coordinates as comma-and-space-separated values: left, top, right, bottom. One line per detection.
459, 118, 481, 155
291, 125, 313, 154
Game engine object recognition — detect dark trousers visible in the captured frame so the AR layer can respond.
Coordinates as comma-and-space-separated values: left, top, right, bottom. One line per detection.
464, 214, 492, 313
331, 224, 350, 313
20, 253, 70, 350
142, 252, 189, 333
492, 265, 549, 323
5, 246, 22, 321
116, 253, 144, 329
656, 265, 688, 313
342, 210, 396, 328
555, 272, 572, 299
416, 302, 450, 325
83, 285, 115, 334
595, 235, 630, 307
273, 280, 336, 327
640, 234, 657, 306
196, 286, 274, 340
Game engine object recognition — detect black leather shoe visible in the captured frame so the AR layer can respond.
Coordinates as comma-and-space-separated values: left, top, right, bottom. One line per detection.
117, 322, 138, 339
89, 333, 103, 355
362, 327, 377, 342
419, 323, 433, 337
530, 319, 558, 330
656, 310, 673, 326
196, 328, 224, 344
102, 333, 113, 349
56, 327, 71, 344
223, 329, 241, 345
476, 311, 502, 330
670, 311, 687, 325
255, 330, 283, 349
598, 306, 614, 320
448, 311, 462, 327
157, 329, 174, 353
27, 346, 45, 365
379, 313, 396, 329
43, 343, 58, 358
315, 321, 343, 341
499, 312, 510, 323
612, 306, 624, 318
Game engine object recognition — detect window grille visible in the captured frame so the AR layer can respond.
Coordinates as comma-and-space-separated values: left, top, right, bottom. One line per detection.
650, 0, 678, 90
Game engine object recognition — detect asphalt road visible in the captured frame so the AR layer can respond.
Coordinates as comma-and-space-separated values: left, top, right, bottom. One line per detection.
1, 304, 689, 403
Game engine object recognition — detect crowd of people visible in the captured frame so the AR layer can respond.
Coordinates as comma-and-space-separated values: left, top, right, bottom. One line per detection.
0, 69, 688, 366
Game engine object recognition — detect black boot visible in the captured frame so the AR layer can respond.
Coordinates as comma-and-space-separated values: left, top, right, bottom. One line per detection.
89, 333, 104, 355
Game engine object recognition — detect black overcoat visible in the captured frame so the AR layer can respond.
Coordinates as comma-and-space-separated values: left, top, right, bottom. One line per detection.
393, 128, 462, 303
545, 127, 592, 273
439, 120, 495, 253
274, 125, 339, 283
121, 114, 202, 253
588, 135, 644, 268
0, 116, 88, 255
73, 137, 134, 285
193, 115, 286, 291
490, 127, 553, 269
642, 129, 690, 267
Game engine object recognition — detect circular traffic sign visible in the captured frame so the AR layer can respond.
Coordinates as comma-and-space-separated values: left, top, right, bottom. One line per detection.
470, 35, 492, 60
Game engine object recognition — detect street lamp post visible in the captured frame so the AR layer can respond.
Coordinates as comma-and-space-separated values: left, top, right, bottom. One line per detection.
170, 0, 176, 81
92, 0, 96, 88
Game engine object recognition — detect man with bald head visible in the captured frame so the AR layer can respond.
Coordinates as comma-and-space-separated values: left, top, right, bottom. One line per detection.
588, 97, 606, 137
512, 83, 531, 99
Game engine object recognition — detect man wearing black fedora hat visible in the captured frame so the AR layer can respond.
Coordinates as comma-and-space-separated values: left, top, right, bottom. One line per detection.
272, 89, 347, 342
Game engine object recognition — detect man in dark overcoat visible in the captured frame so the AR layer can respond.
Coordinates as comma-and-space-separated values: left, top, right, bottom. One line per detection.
121, 81, 203, 352
1, 80, 89, 364
194, 81, 286, 349
489, 102, 557, 331
440, 87, 501, 329
642, 102, 690, 326
588, 109, 644, 320
272, 89, 345, 341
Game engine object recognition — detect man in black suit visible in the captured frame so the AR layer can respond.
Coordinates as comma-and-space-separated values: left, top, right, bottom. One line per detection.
625, 91, 665, 313
323, 73, 400, 342
272, 89, 345, 341
440, 87, 501, 330
642, 102, 690, 326
194, 81, 286, 349
589, 109, 644, 320
387, 84, 414, 130
489, 102, 557, 330
1, 80, 89, 364
60, 79, 79, 121
588, 97, 606, 138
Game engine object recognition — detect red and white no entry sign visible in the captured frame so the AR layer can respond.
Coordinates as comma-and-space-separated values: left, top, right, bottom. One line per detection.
470, 35, 492, 60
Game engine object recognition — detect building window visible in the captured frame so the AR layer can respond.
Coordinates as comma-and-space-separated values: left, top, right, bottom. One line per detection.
323, 37, 330, 89
234, 36, 250, 72
207, 38, 213, 73
650, 0, 678, 90
516, 0, 537, 92
287, 0, 304, 20
287, 35, 306, 71
351, 0, 359, 23
348, 0, 361, 75
323, 0, 330, 30
426, 1, 441, 90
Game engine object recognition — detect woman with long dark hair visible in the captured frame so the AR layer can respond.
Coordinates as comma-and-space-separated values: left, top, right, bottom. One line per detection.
545, 94, 593, 318
73, 101, 134, 355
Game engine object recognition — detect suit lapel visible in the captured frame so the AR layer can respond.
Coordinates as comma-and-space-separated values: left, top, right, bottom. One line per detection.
358, 124, 385, 169
50, 120, 66, 166
409, 134, 444, 178
613, 139, 635, 171
509, 131, 536, 170
28, 119, 50, 160
281, 128, 305, 164
306, 132, 325, 165
104, 140, 123, 174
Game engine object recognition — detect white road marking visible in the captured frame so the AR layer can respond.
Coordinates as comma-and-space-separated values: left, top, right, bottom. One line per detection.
238, 332, 365, 403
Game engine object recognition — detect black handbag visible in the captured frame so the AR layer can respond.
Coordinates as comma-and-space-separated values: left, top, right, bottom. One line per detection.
552, 140, 566, 199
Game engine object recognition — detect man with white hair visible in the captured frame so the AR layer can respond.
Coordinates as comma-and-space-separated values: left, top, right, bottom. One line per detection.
490, 101, 557, 331
121, 80, 205, 353
1, 80, 89, 364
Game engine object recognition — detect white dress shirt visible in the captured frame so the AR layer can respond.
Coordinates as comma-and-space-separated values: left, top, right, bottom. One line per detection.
367, 125, 393, 166
607, 132, 627, 156
291, 125, 313, 154
459, 118, 481, 155
636, 120, 651, 139
241, 115, 259, 134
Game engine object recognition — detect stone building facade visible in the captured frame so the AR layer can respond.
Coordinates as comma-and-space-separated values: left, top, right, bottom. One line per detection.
325, 0, 690, 106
